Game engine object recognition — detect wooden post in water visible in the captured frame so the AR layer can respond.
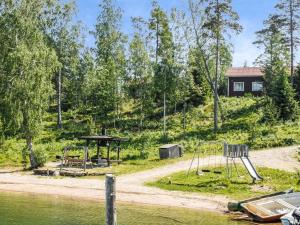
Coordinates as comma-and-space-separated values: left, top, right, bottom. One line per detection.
105, 174, 116, 225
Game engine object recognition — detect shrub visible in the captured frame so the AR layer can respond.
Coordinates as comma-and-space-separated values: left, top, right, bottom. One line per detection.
33, 147, 48, 168
261, 97, 279, 124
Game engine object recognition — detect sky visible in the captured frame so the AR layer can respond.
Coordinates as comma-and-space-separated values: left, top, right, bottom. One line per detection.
74, 0, 300, 67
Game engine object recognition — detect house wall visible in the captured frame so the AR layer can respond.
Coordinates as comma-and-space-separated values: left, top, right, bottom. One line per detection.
228, 76, 264, 97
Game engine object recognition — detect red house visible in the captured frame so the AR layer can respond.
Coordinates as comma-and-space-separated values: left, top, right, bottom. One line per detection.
225, 67, 264, 97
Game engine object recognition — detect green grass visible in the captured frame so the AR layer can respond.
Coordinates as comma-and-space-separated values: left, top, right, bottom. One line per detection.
1, 96, 300, 173
148, 165, 300, 200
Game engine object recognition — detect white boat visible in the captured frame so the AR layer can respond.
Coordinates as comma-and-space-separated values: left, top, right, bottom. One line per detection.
281, 208, 300, 225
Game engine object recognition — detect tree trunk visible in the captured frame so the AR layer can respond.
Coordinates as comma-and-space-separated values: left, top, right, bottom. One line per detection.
163, 91, 166, 137
155, 19, 159, 64
139, 97, 144, 133
57, 68, 62, 129
26, 136, 38, 169
163, 70, 167, 140
290, 0, 294, 83
214, 0, 220, 133
183, 102, 187, 136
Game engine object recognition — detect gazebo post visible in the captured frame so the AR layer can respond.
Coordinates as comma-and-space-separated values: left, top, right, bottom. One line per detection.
117, 141, 120, 164
107, 142, 110, 167
97, 140, 100, 164
84, 140, 89, 172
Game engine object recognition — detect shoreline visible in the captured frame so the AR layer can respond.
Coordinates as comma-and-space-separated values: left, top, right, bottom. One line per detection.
0, 181, 228, 213
0, 145, 298, 214
0, 189, 228, 215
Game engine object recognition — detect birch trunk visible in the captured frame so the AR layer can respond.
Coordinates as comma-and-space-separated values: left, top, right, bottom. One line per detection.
27, 136, 37, 169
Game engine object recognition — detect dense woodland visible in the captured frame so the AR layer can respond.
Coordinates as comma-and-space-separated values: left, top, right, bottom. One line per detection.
0, 0, 300, 169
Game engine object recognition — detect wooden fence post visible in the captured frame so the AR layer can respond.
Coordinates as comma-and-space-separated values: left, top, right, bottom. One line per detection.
105, 174, 117, 225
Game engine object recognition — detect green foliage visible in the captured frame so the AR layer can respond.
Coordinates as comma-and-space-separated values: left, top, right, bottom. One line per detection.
149, 2, 177, 106
186, 49, 211, 105
254, 15, 290, 72
272, 72, 299, 121
0, 0, 59, 168
1, 97, 300, 170
93, 0, 127, 119
255, 13, 299, 122
261, 97, 279, 124
32, 146, 48, 168
126, 33, 154, 127
275, 0, 300, 77
294, 65, 300, 99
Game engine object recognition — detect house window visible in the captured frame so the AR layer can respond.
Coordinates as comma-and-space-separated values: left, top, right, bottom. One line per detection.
252, 82, 263, 91
233, 82, 244, 92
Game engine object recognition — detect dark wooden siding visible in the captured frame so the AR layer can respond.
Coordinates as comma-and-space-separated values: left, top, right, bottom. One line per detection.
228, 76, 264, 97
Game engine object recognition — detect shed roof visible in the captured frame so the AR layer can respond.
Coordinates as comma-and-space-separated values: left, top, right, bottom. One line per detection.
225, 67, 263, 77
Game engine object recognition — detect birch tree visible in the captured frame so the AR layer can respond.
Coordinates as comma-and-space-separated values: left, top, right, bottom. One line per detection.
94, 0, 127, 125
149, 1, 176, 138
0, 0, 59, 168
127, 33, 153, 131
46, 1, 82, 128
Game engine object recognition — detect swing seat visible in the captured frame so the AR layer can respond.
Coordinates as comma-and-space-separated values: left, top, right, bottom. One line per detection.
213, 171, 222, 174
201, 169, 211, 173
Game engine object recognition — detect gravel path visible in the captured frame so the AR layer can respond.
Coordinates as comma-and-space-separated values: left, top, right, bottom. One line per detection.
0, 145, 298, 212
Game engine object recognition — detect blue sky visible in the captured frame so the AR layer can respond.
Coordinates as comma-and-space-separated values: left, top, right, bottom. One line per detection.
74, 0, 299, 67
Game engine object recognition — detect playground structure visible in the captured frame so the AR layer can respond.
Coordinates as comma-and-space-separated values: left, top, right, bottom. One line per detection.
224, 143, 263, 183
188, 142, 263, 183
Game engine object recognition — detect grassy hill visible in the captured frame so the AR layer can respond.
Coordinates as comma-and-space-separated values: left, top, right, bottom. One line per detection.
1, 96, 300, 167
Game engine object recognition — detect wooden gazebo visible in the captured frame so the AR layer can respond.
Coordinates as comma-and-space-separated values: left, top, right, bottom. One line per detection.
79, 135, 127, 171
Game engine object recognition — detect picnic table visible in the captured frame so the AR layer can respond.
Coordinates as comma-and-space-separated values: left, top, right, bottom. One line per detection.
79, 135, 127, 170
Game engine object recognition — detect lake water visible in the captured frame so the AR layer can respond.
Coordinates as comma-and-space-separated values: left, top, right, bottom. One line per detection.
0, 191, 250, 225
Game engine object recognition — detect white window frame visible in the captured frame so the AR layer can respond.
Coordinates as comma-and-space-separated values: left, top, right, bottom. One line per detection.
252, 81, 263, 92
233, 82, 244, 92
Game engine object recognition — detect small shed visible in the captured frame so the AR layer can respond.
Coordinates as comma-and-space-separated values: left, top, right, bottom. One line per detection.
159, 144, 183, 159
225, 67, 264, 97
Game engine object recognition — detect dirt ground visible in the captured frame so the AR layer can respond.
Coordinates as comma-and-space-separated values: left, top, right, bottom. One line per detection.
0, 145, 299, 212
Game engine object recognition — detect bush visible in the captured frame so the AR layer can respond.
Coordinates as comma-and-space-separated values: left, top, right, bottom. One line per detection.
33, 147, 48, 168
261, 97, 279, 124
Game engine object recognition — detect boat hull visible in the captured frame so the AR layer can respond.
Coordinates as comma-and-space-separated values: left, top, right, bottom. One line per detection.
241, 192, 300, 223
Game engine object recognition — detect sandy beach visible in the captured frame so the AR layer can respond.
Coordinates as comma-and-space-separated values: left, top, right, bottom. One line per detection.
0, 145, 298, 212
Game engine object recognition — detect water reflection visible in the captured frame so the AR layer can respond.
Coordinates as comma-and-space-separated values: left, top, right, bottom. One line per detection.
0, 192, 250, 225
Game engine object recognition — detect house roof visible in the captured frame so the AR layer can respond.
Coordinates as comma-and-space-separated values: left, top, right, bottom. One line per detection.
225, 67, 263, 77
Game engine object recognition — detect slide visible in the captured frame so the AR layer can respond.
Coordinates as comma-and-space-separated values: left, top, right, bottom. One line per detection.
240, 157, 263, 181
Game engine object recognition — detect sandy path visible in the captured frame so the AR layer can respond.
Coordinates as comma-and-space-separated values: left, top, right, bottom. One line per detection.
0, 145, 298, 212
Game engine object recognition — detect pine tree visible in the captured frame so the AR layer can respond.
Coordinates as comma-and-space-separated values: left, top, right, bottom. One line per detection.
254, 14, 290, 94
272, 69, 298, 121
188, 0, 242, 132
275, 0, 300, 79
